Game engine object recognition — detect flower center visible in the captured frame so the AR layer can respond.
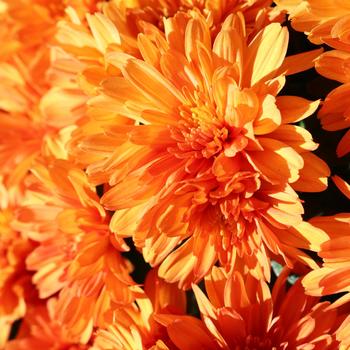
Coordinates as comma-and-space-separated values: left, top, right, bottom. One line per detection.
170, 100, 249, 160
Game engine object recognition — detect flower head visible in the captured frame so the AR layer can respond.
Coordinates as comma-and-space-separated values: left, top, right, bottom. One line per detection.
76, 13, 330, 288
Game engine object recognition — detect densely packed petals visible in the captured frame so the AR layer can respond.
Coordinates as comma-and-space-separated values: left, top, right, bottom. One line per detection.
75, 12, 329, 288
0, 0, 349, 347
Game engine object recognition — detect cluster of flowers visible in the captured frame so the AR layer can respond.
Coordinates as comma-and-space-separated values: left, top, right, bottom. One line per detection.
0, 0, 349, 348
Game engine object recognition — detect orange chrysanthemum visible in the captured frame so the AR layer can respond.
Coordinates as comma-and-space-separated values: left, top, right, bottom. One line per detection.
303, 213, 350, 305
156, 266, 344, 349
14, 160, 141, 343
4, 299, 91, 350
76, 12, 329, 288
92, 268, 186, 350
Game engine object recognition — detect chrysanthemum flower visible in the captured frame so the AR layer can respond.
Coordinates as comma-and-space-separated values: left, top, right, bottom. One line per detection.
302, 213, 350, 305
0, 179, 36, 347
5, 298, 91, 350
92, 268, 186, 350
75, 13, 330, 288
314, 50, 350, 156
14, 160, 141, 343
156, 266, 343, 349
275, 0, 350, 48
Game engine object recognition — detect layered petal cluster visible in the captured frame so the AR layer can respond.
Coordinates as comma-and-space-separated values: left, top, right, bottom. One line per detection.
13, 160, 140, 343
157, 266, 344, 349
0, 0, 349, 347
79, 12, 329, 288
92, 268, 186, 350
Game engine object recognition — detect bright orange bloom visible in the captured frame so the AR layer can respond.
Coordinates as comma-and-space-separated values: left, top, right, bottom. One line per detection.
14, 160, 140, 343
78, 13, 329, 288
0, 179, 36, 347
5, 298, 91, 350
92, 268, 186, 350
314, 50, 350, 156
303, 213, 350, 305
156, 266, 343, 349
